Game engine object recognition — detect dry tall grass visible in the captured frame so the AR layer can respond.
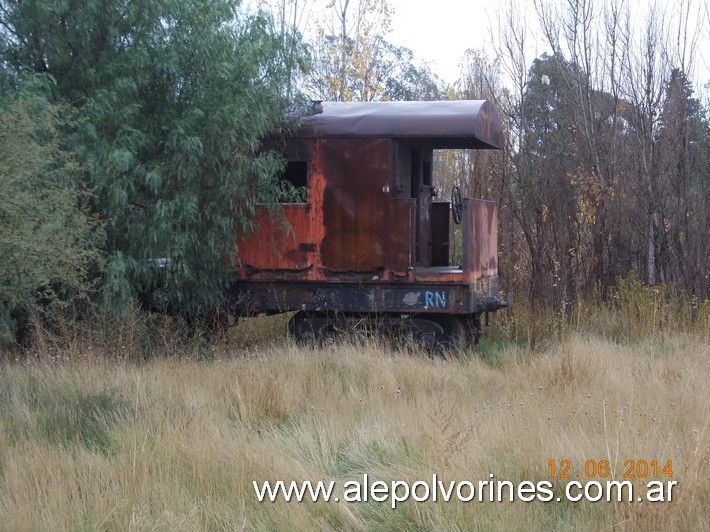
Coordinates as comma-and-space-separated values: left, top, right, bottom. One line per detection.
1, 328, 708, 531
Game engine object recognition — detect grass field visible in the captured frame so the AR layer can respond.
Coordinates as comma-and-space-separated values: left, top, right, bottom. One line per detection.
0, 318, 708, 530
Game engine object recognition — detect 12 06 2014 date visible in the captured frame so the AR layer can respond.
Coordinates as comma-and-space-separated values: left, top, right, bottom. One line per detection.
549, 459, 673, 479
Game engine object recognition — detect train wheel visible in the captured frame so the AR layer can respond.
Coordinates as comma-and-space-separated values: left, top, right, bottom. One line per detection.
409, 315, 467, 353
429, 315, 468, 351
409, 318, 442, 351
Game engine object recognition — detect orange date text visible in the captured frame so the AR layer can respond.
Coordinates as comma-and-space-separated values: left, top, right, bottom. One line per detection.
548, 459, 673, 479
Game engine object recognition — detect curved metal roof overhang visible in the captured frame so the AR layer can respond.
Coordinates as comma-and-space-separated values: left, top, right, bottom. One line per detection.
292, 100, 504, 150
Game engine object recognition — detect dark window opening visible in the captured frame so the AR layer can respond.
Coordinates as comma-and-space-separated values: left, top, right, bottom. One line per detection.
284, 161, 307, 189
277, 161, 308, 203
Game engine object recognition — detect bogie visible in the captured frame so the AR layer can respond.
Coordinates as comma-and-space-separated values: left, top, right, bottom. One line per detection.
287, 311, 475, 352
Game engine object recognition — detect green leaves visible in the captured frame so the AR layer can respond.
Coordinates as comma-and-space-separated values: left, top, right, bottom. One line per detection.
0, 78, 102, 345
1, 0, 307, 324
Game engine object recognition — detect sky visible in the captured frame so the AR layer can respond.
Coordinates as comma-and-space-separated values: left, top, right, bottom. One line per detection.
386, 0, 531, 86
385, 0, 710, 96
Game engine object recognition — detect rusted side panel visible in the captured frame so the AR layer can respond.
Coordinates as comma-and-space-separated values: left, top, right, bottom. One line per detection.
319, 138, 392, 271
385, 199, 415, 273
237, 205, 313, 274
462, 199, 498, 280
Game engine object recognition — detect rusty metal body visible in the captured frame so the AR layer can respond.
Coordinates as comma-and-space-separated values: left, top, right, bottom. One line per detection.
232, 100, 508, 346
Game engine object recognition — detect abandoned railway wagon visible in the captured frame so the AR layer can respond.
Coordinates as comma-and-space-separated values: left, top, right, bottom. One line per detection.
231, 100, 509, 347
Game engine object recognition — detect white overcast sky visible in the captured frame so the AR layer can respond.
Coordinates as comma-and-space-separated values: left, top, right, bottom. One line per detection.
385, 0, 710, 95
386, 0, 528, 85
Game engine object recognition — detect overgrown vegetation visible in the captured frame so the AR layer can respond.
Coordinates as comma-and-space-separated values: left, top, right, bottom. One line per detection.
0, 376, 130, 455
0, 0, 307, 344
485, 272, 710, 354
0, 323, 707, 530
0, 80, 102, 347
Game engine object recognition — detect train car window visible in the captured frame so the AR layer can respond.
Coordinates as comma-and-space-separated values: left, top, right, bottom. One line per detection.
276, 160, 308, 203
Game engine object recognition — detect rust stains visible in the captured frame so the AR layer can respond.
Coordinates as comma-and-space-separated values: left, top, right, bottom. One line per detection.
236, 100, 502, 291
462, 199, 499, 279
320, 138, 391, 271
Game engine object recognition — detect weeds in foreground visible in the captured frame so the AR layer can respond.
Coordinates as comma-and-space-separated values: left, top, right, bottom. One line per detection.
485, 272, 709, 351
0, 334, 708, 530
0, 279, 708, 530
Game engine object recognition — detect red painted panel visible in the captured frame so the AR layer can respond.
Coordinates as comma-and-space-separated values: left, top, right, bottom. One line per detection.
237, 204, 313, 273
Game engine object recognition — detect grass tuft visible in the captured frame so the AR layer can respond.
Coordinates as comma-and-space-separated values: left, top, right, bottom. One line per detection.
0, 372, 131, 455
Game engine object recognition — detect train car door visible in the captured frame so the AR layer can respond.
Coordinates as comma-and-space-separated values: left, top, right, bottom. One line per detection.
411, 147, 433, 266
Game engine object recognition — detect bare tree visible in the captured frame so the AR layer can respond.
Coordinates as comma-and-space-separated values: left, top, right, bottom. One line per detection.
306, 0, 393, 101
489, 0, 542, 302
534, 0, 621, 294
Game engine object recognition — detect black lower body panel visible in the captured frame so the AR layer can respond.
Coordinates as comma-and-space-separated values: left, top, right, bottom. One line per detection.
229, 280, 501, 316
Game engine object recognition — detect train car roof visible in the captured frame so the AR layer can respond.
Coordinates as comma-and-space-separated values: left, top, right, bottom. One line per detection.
292, 100, 503, 149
